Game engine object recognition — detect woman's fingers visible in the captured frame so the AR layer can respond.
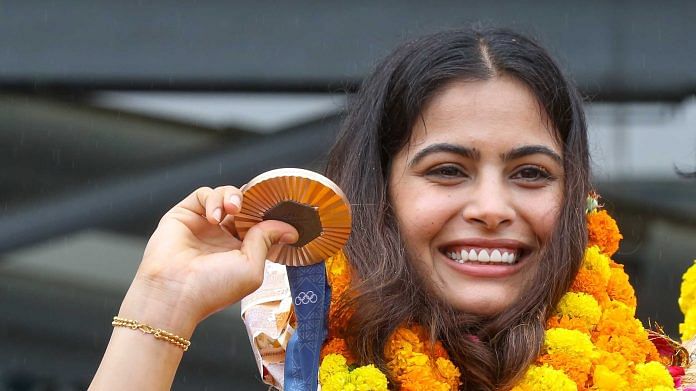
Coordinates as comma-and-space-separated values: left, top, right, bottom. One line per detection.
223, 187, 243, 216
240, 220, 299, 266
204, 188, 224, 223
176, 186, 243, 225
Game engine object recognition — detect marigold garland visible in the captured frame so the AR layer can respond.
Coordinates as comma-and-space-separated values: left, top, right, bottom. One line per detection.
522, 200, 675, 390
318, 195, 689, 390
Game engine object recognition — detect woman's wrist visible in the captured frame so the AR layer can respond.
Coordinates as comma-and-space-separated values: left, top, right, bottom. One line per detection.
90, 279, 196, 390
118, 278, 200, 340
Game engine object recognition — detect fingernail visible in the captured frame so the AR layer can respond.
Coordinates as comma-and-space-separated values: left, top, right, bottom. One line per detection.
229, 195, 242, 209
212, 208, 222, 222
279, 233, 297, 245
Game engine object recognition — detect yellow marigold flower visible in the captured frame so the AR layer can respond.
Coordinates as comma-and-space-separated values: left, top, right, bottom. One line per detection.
582, 246, 612, 285
319, 354, 351, 390
349, 365, 388, 391
319, 354, 349, 383
631, 361, 673, 389
679, 260, 696, 315
680, 309, 696, 341
607, 263, 637, 309
679, 260, 696, 341
513, 364, 577, 391
544, 328, 597, 360
320, 353, 389, 391
321, 373, 352, 391
555, 292, 602, 328
587, 209, 623, 257
592, 364, 630, 390
435, 357, 462, 390
539, 328, 596, 386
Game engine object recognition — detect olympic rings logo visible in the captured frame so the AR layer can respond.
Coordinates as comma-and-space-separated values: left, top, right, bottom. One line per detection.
295, 290, 318, 305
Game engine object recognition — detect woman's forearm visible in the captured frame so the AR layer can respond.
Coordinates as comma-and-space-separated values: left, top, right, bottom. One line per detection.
89, 283, 198, 390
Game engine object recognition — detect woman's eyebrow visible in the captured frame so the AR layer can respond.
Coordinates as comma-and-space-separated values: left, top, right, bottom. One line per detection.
408, 143, 480, 167
501, 145, 562, 164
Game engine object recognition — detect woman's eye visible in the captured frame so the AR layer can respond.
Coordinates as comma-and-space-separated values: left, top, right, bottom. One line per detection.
426, 165, 466, 178
512, 166, 553, 181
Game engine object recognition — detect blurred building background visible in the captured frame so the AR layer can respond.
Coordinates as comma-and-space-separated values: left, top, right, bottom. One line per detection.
1, 1, 695, 390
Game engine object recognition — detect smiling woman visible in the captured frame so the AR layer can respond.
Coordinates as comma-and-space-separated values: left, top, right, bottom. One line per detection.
90, 28, 592, 391
324, 28, 590, 390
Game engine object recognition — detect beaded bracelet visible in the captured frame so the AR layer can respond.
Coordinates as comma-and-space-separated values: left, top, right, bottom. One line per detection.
112, 316, 191, 351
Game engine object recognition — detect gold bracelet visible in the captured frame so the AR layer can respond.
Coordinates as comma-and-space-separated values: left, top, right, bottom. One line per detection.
112, 316, 191, 351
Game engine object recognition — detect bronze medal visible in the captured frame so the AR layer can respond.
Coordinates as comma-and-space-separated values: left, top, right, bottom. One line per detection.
234, 168, 351, 266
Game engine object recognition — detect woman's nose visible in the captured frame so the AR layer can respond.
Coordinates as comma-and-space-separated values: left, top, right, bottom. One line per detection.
461, 177, 515, 230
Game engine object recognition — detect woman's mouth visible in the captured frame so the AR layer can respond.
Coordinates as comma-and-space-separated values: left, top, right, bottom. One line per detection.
437, 238, 534, 277
442, 246, 522, 265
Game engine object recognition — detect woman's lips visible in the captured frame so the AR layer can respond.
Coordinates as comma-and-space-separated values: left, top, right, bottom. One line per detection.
444, 247, 520, 264
438, 238, 532, 278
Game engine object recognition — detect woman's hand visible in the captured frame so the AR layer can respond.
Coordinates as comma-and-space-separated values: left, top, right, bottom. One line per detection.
90, 185, 298, 391
121, 185, 298, 335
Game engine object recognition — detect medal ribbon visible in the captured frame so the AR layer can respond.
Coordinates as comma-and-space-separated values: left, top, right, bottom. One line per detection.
283, 262, 331, 391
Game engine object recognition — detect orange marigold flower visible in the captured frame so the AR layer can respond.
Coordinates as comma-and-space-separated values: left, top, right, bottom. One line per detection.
547, 314, 594, 334
595, 350, 632, 378
594, 334, 659, 367
326, 250, 352, 297
398, 370, 452, 391
385, 325, 460, 391
592, 304, 658, 362
570, 268, 610, 306
325, 251, 354, 336
404, 324, 453, 360
606, 264, 637, 309
431, 341, 450, 360
537, 352, 592, 387
385, 327, 425, 361
434, 357, 461, 390
587, 209, 623, 257
321, 337, 357, 365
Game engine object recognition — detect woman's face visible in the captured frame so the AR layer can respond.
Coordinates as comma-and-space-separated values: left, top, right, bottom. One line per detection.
389, 76, 564, 315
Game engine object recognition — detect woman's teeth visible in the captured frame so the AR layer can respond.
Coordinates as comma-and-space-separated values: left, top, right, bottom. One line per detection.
445, 248, 519, 264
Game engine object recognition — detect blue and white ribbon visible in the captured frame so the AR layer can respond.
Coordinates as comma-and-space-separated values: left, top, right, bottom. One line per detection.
284, 262, 331, 391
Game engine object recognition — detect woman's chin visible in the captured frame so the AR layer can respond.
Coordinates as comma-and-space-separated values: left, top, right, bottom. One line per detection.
443, 297, 512, 317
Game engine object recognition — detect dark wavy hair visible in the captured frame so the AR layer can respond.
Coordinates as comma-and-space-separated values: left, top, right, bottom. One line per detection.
325, 28, 590, 390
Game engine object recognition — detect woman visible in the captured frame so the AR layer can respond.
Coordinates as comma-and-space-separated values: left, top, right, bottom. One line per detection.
90, 28, 590, 390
